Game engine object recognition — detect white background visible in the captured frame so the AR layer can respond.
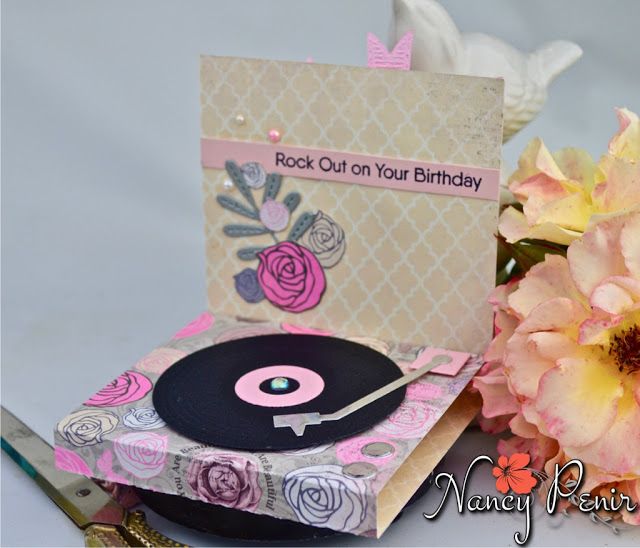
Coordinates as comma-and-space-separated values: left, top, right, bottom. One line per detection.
2, 1, 640, 546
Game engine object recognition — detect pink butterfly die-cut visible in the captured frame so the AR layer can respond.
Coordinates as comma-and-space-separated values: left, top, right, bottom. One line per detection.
367, 31, 413, 70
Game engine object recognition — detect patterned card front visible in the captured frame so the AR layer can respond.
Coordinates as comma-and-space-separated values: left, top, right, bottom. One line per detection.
201, 56, 503, 354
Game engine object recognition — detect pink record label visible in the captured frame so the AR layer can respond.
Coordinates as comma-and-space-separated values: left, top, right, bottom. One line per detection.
234, 365, 325, 407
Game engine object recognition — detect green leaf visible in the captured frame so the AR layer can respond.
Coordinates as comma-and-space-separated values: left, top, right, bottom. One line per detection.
263, 173, 282, 203
287, 212, 315, 241
223, 224, 270, 237
225, 160, 258, 211
216, 195, 259, 220
237, 247, 264, 260
283, 192, 301, 213
497, 234, 567, 276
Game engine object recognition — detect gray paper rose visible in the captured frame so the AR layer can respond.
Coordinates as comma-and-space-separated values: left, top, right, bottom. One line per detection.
283, 464, 368, 532
233, 268, 265, 303
300, 211, 346, 268
123, 407, 166, 430
240, 162, 267, 189
187, 451, 262, 510
57, 409, 119, 447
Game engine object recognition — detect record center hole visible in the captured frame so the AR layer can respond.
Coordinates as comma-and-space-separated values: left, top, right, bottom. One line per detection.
75, 488, 91, 497
259, 377, 300, 395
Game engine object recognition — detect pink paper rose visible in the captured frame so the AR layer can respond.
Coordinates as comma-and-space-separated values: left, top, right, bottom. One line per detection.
186, 451, 262, 510
55, 446, 93, 476
173, 312, 215, 339
134, 348, 187, 375
114, 431, 168, 479
373, 400, 435, 439
84, 371, 152, 407
257, 241, 326, 313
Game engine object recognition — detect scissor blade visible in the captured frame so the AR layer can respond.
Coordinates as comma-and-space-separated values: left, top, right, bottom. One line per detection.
1, 406, 125, 528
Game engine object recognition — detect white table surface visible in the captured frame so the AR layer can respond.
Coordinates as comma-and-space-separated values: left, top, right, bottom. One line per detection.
3, 1, 639, 546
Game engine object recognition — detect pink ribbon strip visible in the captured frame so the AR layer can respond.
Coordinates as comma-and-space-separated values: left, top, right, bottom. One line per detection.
201, 138, 500, 201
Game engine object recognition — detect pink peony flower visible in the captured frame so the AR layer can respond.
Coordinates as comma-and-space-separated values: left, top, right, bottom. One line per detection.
474, 211, 640, 524
84, 371, 152, 407
499, 108, 640, 245
257, 241, 326, 313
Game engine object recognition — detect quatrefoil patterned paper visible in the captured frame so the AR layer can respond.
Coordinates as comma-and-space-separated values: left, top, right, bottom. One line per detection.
201, 57, 503, 353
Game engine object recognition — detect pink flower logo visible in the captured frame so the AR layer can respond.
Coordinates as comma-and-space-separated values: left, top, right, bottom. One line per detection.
257, 241, 326, 313
84, 371, 152, 407
113, 431, 168, 479
492, 453, 537, 495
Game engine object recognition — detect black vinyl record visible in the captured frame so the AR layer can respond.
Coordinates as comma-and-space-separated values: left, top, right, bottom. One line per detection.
153, 334, 405, 451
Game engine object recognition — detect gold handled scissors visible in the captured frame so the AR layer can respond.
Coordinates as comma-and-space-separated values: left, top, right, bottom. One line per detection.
1, 406, 187, 547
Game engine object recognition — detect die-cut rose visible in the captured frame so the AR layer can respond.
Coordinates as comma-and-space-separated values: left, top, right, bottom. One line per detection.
57, 409, 119, 447
55, 446, 93, 476
300, 211, 346, 268
257, 241, 326, 313
114, 431, 168, 479
233, 268, 265, 303
186, 451, 261, 510
84, 371, 152, 407
283, 464, 368, 532
122, 407, 166, 430
259, 200, 290, 231
241, 162, 267, 189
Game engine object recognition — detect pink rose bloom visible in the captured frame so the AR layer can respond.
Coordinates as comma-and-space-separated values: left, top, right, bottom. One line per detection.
373, 400, 435, 439
474, 212, 640, 524
84, 371, 152, 407
55, 446, 92, 476
257, 241, 326, 313
186, 451, 262, 510
173, 312, 215, 339
114, 431, 168, 479
134, 348, 187, 375
259, 200, 290, 231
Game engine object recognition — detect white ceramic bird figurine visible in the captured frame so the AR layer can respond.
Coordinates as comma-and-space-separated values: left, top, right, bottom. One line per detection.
392, 0, 583, 142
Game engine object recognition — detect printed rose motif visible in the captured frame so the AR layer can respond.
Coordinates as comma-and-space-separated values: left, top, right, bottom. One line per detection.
134, 348, 187, 375
57, 409, 119, 447
259, 200, 290, 231
240, 162, 267, 189
123, 407, 166, 430
300, 211, 346, 268
336, 436, 398, 466
173, 312, 215, 339
257, 241, 326, 313
406, 381, 444, 401
283, 464, 368, 532
84, 371, 152, 407
233, 268, 265, 303
186, 451, 262, 510
114, 431, 168, 479
373, 400, 435, 439
54, 446, 93, 476
214, 324, 280, 344
492, 453, 537, 495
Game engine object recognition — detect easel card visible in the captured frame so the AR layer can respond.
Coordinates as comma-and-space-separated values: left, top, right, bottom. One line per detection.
201, 56, 503, 353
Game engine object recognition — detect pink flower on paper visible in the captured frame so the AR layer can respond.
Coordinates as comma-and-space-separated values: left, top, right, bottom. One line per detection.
173, 312, 215, 339
373, 400, 436, 439
186, 451, 262, 510
406, 381, 444, 401
113, 431, 168, 479
259, 200, 290, 231
84, 371, 152, 407
55, 446, 92, 476
257, 241, 326, 313
335, 436, 398, 465
134, 348, 187, 375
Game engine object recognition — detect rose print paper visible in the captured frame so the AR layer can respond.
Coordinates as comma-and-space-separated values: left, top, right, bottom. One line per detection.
55, 313, 483, 537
